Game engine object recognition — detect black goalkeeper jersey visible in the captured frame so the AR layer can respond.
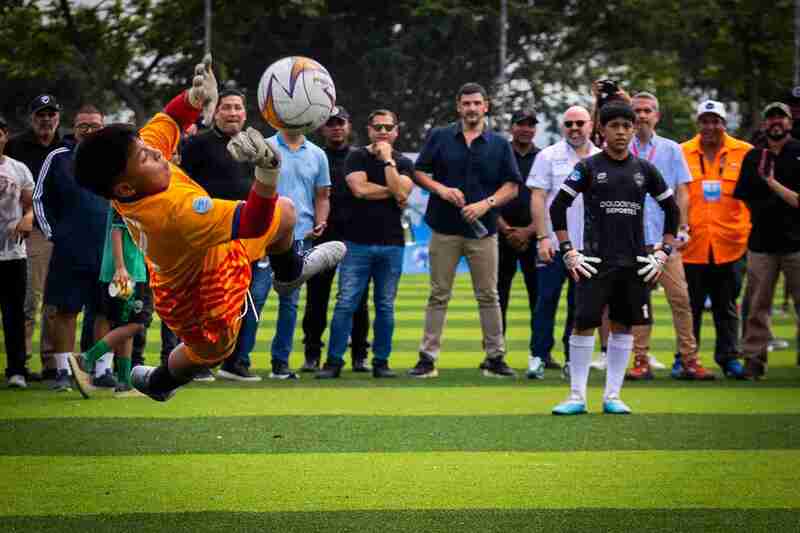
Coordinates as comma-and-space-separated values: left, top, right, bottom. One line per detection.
560, 152, 673, 267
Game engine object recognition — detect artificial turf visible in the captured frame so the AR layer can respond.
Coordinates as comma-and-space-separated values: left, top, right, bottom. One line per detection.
1, 273, 799, 532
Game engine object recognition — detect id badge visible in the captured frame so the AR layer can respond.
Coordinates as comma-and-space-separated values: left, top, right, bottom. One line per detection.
702, 180, 721, 203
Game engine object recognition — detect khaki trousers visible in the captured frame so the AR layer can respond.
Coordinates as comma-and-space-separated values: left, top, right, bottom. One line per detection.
24, 228, 56, 367
741, 251, 800, 359
420, 231, 505, 360
633, 250, 698, 358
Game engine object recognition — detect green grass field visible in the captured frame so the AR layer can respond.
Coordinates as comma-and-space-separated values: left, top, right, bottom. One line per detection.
2, 273, 799, 532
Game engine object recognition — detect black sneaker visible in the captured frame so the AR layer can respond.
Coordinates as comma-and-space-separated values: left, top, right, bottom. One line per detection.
41, 368, 58, 382
352, 356, 371, 373
217, 361, 262, 382
300, 356, 320, 373
92, 369, 118, 388
269, 360, 299, 380
51, 369, 71, 392
372, 359, 396, 378
544, 359, 562, 370
478, 358, 489, 370
482, 356, 516, 378
193, 368, 216, 382
315, 359, 344, 379
408, 354, 438, 378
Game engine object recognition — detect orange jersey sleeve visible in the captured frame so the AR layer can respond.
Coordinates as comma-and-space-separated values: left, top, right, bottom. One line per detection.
140, 112, 182, 162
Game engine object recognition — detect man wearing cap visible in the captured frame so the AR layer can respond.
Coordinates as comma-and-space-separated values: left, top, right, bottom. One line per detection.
495, 110, 545, 376
734, 102, 800, 378
680, 100, 752, 378
300, 105, 371, 372
624, 92, 714, 381
6, 95, 62, 381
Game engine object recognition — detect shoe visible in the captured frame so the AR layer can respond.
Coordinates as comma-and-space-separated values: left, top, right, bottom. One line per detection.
478, 358, 489, 370
24, 370, 42, 382
526, 356, 545, 380
269, 360, 299, 380
603, 396, 632, 414
300, 357, 320, 373
670, 353, 683, 379
647, 353, 667, 370
372, 359, 396, 378
352, 356, 371, 373
675, 356, 715, 381
722, 359, 747, 380
92, 369, 118, 388
544, 359, 562, 370
408, 354, 438, 378
51, 369, 71, 392
40, 368, 58, 381
192, 368, 216, 382
552, 394, 587, 415
561, 362, 570, 381
130, 366, 176, 402
68, 354, 97, 399
273, 242, 347, 297
768, 338, 790, 352
625, 355, 653, 381
216, 362, 262, 382
113, 383, 146, 398
589, 351, 607, 371
744, 356, 767, 380
315, 359, 343, 379
482, 356, 516, 378
7, 374, 27, 389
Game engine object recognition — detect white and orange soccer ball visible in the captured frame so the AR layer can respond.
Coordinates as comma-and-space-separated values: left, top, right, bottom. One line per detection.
257, 56, 336, 134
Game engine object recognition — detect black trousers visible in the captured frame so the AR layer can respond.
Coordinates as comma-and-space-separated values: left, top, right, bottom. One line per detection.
684, 260, 741, 364
302, 265, 370, 360
1, 259, 27, 377
497, 236, 537, 352
160, 321, 180, 366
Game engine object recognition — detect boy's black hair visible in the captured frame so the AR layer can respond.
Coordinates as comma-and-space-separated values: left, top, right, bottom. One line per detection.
598, 102, 636, 126
74, 123, 138, 199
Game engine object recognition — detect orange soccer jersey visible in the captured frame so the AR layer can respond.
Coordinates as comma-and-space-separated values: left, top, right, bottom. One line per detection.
112, 113, 281, 362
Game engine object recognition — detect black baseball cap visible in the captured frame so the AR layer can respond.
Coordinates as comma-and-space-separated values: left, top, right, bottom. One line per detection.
511, 110, 538, 125
328, 106, 350, 122
29, 94, 61, 114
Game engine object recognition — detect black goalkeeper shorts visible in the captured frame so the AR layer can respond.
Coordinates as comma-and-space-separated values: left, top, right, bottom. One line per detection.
574, 265, 652, 330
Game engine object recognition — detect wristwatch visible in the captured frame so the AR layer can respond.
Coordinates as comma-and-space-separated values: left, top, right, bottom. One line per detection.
382, 160, 397, 168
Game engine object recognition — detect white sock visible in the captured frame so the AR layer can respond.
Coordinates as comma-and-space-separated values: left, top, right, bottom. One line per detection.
95, 352, 114, 377
568, 335, 595, 401
605, 332, 634, 400
54, 352, 70, 374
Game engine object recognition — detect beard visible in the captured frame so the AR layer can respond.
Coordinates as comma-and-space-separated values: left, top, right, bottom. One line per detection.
767, 126, 789, 141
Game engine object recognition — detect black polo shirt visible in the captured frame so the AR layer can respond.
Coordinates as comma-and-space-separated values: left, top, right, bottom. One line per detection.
734, 139, 800, 254
415, 122, 522, 238
322, 144, 357, 241
341, 147, 414, 246
498, 144, 538, 227
179, 126, 254, 201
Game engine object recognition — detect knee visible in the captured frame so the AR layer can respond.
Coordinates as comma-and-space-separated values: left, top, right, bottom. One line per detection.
475, 287, 499, 307
428, 292, 451, 308
277, 197, 296, 233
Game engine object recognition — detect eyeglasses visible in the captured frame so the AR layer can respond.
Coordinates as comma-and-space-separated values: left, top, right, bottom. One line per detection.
75, 123, 103, 133
370, 123, 396, 132
563, 120, 586, 129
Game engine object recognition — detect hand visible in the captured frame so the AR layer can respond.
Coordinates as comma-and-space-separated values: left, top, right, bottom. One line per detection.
636, 250, 668, 283
563, 249, 601, 281
437, 185, 465, 207
675, 228, 690, 250
537, 236, 555, 263
187, 54, 219, 126
396, 197, 408, 210
461, 200, 490, 224
227, 127, 281, 187
506, 227, 532, 251
112, 267, 131, 290
309, 222, 327, 239
368, 142, 393, 162
12, 212, 33, 240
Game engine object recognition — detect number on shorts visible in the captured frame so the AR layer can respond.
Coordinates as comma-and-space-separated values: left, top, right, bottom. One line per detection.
642, 304, 649, 320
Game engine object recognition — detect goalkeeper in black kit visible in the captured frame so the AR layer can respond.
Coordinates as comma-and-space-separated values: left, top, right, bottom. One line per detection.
549, 103, 680, 415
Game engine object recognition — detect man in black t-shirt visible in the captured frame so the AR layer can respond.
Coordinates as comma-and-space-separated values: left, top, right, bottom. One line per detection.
549, 103, 680, 415
300, 106, 371, 373
315, 109, 415, 379
734, 102, 800, 378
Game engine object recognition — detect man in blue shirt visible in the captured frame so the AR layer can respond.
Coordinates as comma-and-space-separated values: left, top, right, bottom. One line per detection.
411, 83, 522, 378
625, 92, 714, 381
264, 127, 330, 379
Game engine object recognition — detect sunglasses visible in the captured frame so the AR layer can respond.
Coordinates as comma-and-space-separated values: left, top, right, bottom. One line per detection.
563, 120, 586, 129
75, 123, 103, 133
370, 123, 396, 132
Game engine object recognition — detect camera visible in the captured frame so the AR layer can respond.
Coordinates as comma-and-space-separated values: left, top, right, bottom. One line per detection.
597, 79, 620, 109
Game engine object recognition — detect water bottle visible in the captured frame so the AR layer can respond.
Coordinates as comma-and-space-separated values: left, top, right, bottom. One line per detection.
470, 219, 489, 239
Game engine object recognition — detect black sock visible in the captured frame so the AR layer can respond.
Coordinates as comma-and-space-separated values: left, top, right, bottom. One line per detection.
148, 365, 192, 394
269, 247, 304, 282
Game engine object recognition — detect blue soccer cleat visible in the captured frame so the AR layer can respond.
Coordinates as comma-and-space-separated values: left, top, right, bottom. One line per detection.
552, 394, 587, 415
723, 359, 747, 380
670, 353, 683, 379
603, 396, 632, 415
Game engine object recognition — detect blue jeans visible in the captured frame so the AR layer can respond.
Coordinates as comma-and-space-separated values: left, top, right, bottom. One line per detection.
532, 252, 576, 361
327, 242, 404, 361
229, 258, 272, 368
269, 240, 311, 364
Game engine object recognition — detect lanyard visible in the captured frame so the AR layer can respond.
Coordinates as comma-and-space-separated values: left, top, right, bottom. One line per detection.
631, 140, 656, 162
698, 153, 726, 179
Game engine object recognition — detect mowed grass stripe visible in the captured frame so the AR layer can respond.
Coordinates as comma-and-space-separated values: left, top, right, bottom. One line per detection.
5, 509, 800, 533
2, 386, 799, 419
3, 414, 798, 456
3, 451, 799, 516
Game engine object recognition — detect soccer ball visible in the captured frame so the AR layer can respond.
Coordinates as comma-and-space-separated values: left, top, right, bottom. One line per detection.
257, 56, 336, 134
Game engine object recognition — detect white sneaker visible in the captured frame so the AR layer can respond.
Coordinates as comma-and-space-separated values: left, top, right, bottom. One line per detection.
273, 242, 346, 296
8, 374, 27, 389
647, 353, 667, 370
589, 351, 607, 370
526, 356, 545, 380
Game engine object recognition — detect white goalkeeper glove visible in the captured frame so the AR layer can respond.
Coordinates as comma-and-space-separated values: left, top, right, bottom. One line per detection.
563, 249, 602, 280
636, 250, 669, 283
187, 54, 218, 126
227, 127, 281, 187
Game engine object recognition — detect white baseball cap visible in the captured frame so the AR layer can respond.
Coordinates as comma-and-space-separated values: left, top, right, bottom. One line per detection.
696, 100, 726, 121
